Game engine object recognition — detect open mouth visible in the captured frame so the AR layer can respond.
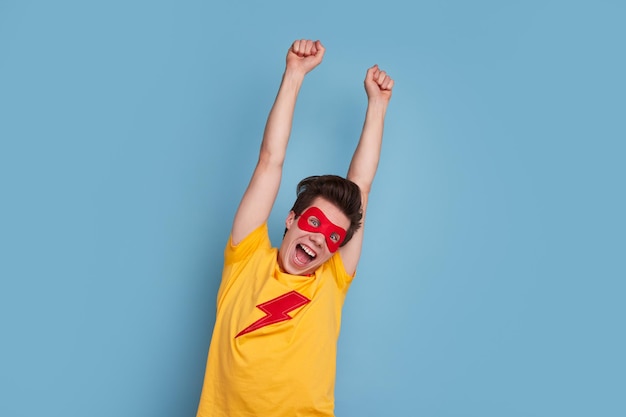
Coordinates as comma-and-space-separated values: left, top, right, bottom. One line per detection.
295, 243, 316, 265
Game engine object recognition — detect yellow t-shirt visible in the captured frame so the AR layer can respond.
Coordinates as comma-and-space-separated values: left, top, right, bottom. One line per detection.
196, 223, 354, 417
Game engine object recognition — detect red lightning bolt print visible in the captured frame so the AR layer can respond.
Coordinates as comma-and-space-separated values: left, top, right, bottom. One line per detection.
236, 290, 310, 338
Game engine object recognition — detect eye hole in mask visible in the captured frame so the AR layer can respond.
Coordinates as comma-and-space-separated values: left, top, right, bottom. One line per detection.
297, 207, 347, 253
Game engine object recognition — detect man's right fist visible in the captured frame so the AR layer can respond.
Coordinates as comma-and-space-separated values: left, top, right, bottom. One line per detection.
286, 39, 325, 75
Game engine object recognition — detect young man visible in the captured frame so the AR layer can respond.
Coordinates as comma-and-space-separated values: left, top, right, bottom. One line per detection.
196, 39, 394, 417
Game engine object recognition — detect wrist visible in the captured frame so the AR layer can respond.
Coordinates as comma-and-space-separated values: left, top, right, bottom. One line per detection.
367, 97, 390, 111
283, 67, 307, 82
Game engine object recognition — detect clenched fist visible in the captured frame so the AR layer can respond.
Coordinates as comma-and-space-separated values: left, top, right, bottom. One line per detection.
364, 65, 394, 103
286, 39, 325, 76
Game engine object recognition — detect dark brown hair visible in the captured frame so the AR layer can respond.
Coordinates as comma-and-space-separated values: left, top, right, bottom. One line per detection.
289, 175, 363, 246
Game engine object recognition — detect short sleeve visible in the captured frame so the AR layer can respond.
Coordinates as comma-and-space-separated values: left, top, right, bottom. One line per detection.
224, 223, 272, 266
329, 251, 355, 290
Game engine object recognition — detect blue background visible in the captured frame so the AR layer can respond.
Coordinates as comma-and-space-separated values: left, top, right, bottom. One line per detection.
1, 1, 624, 416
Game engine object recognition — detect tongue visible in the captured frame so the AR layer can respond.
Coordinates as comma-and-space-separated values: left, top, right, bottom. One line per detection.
295, 245, 312, 265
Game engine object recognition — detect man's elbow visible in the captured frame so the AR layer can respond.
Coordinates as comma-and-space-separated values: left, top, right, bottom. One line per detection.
258, 148, 285, 169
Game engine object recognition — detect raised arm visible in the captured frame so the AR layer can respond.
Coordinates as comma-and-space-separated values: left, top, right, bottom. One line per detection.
231, 40, 325, 245
340, 65, 394, 275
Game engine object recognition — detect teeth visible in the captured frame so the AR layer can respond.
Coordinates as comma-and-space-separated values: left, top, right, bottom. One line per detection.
299, 244, 316, 258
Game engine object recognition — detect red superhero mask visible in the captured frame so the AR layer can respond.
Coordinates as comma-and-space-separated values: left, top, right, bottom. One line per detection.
297, 206, 347, 253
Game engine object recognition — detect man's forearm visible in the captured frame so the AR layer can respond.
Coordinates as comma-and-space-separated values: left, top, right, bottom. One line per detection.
347, 99, 388, 195
259, 69, 306, 167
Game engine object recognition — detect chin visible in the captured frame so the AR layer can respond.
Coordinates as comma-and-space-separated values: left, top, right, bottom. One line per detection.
280, 254, 320, 276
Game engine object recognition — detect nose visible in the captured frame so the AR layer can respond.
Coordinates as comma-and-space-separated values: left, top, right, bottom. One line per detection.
309, 233, 325, 248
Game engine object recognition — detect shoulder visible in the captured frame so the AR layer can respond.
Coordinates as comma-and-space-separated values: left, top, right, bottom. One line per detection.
319, 251, 355, 290
225, 223, 272, 265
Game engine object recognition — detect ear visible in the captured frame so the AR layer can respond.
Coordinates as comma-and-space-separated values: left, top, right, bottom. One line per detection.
285, 211, 296, 229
